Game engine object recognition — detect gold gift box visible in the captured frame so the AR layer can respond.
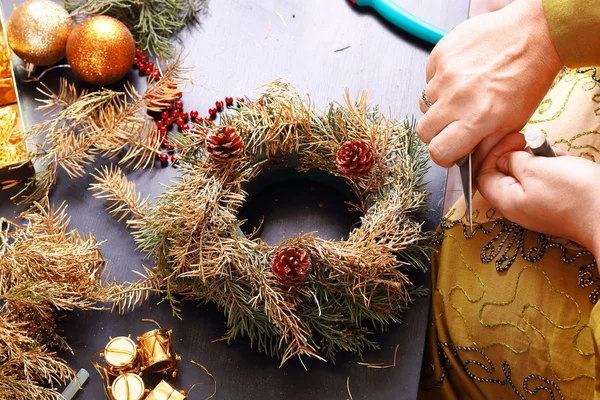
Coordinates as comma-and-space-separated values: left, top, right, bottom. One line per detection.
0, 8, 33, 192
146, 380, 187, 400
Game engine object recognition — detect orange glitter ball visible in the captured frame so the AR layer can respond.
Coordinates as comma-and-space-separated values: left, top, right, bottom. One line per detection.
66, 16, 135, 86
7, 0, 73, 66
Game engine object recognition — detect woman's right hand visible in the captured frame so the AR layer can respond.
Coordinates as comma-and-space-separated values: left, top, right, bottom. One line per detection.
417, 0, 563, 173
476, 133, 600, 257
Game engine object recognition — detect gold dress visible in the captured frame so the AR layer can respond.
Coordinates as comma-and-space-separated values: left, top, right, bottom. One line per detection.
419, 68, 600, 399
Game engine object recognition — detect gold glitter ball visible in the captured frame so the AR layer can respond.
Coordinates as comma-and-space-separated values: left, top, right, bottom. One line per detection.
7, 0, 72, 66
66, 16, 135, 86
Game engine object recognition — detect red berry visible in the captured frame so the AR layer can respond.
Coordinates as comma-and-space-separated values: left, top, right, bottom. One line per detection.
194, 116, 203, 124
215, 100, 224, 111
156, 120, 164, 128
159, 153, 168, 163
165, 103, 173, 110
176, 117, 185, 127
166, 143, 175, 151
146, 62, 154, 70
140, 55, 148, 63
159, 126, 167, 135
190, 110, 199, 119
136, 48, 143, 56
133, 56, 139, 65
238, 97, 245, 103
144, 67, 153, 75
181, 111, 189, 120
161, 111, 170, 120
137, 62, 146, 71
175, 100, 183, 109
181, 124, 190, 131
153, 70, 161, 80
225, 97, 234, 106
165, 117, 174, 126
171, 109, 180, 119
170, 154, 178, 163
208, 108, 217, 116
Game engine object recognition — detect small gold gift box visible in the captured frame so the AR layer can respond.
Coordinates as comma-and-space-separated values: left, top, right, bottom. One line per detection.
0, 7, 33, 192
146, 380, 187, 400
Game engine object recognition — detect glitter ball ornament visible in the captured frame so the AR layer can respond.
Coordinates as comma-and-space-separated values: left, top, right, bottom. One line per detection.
336, 139, 375, 178
205, 126, 244, 161
7, 0, 73, 66
272, 246, 312, 287
66, 16, 135, 86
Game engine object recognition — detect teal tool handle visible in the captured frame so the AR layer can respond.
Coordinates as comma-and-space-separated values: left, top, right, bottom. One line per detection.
354, 0, 448, 45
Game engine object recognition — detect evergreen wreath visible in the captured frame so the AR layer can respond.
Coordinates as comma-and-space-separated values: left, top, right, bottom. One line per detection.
92, 79, 431, 365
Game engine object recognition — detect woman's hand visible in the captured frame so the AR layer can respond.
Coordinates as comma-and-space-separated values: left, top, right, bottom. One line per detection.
417, 0, 563, 172
476, 133, 600, 256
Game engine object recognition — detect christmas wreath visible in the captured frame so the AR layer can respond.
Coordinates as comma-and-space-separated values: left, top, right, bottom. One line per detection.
92, 79, 430, 364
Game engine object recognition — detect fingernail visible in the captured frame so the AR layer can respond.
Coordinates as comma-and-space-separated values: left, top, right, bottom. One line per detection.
497, 155, 508, 173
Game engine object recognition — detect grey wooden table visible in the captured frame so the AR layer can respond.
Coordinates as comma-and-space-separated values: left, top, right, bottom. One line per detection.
0, 1, 468, 398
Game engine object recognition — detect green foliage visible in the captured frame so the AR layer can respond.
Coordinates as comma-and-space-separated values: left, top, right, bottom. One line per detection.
65, 0, 209, 58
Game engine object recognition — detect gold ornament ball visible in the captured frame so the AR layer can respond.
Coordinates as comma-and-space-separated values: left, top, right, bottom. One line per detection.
7, 0, 73, 66
66, 16, 135, 86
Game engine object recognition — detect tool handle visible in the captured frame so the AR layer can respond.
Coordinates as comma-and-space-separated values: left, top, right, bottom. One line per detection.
354, 0, 448, 44
61, 368, 90, 400
525, 129, 556, 158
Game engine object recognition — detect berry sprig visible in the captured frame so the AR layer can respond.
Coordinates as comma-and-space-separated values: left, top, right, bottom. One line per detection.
133, 48, 161, 80
152, 96, 248, 167
131, 51, 248, 168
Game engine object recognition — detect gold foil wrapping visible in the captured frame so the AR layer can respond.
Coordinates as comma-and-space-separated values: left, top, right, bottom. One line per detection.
0, 9, 32, 189
0, 22, 15, 105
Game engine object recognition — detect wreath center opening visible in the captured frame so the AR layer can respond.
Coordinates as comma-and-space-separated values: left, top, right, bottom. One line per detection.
238, 166, 362, 246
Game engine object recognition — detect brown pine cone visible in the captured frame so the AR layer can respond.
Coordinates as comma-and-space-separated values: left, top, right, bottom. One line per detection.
272, 246, 312, 287
336, 139, 374, 177
205, 126, 244, 161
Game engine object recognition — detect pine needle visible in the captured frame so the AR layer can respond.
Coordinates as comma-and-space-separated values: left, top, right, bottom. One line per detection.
357, 343, 400, 369
346, 377, 353, 400
190, 360, 217, 400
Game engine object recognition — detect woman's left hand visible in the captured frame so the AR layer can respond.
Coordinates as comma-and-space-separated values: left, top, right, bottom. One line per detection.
476, 133, 600, 256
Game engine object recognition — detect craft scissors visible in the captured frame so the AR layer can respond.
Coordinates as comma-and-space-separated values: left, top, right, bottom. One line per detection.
455, 154, 473, 231
348, 0, 448, 45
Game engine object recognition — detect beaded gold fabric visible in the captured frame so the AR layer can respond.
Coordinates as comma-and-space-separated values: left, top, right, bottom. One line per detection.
419, 68, 600, 399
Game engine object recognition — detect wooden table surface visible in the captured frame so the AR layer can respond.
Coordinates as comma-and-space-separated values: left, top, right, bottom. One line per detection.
0, 1, 468, 398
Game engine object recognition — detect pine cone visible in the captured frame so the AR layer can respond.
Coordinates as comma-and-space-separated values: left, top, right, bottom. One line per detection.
336, 139, 374, 177
272, 246, 312, 287
205, 126, 244, 161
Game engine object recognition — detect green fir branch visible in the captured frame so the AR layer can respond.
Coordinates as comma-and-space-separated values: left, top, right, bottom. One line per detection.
65, 0, 209, 58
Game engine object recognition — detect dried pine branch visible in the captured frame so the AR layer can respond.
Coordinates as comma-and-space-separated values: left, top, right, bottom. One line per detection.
35, 79, 86, 116
0, 200, 153, 398
114, 79, 431, 364
16, 55, 190, 205
64, 0, 209, 58
90, 165, 151, 223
